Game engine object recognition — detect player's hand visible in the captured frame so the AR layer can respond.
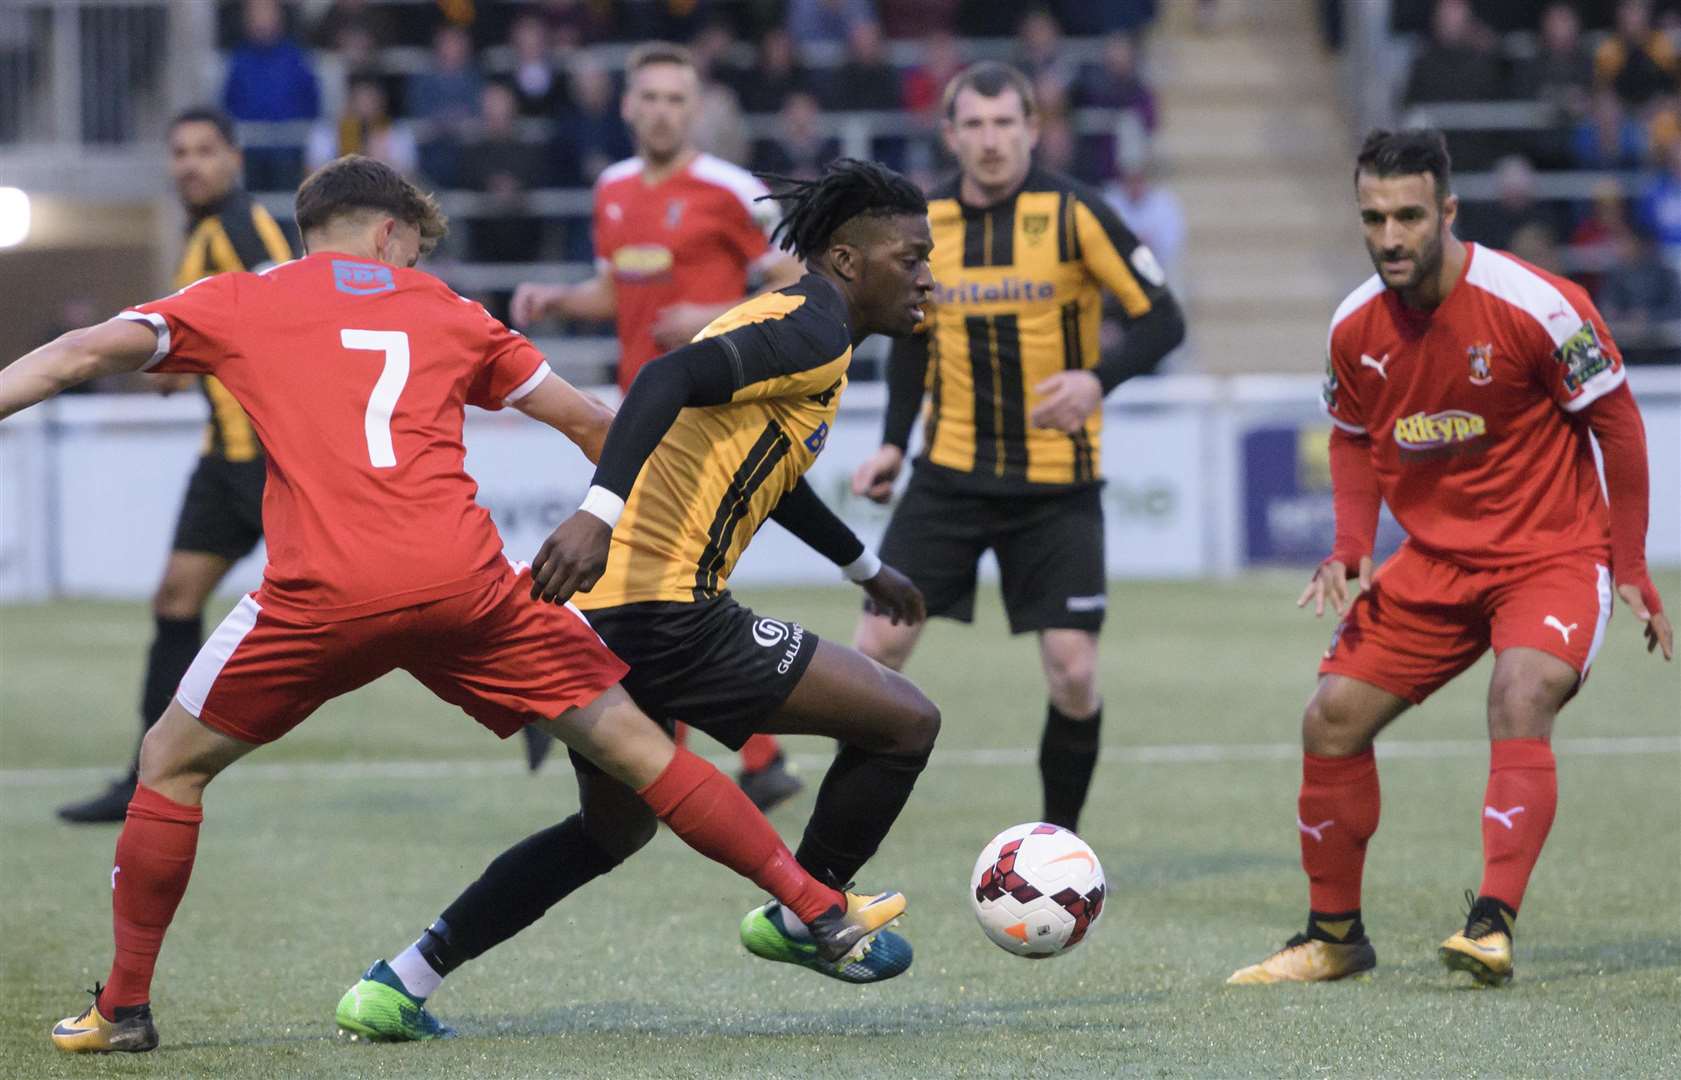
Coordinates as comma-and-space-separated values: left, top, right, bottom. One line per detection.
859, 563, 926, 626
1030, 370, 1103, 434
1297, 556, 1372, 617
510, 283, 570, 328
1616, 581, 1673, 660
851, 444, 904, 504
529, 511, 612, 604
650, 302, 717, 350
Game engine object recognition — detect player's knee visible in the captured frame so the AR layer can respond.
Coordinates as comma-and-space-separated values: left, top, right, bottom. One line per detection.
583, 807, 657, 863
152, 576, 207, 619
890, 689, 941, 757
1042, 652, 1099, 715
1301, 692, 1368, 757
1487, 674, 1568, 740
135, 724, 215, 801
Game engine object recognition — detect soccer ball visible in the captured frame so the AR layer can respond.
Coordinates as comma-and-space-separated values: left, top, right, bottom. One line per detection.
970, 822, 1106, 958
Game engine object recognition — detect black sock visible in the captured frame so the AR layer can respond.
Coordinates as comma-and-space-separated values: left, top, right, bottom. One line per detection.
131, 615, 202, 780
793, 744, 930, 889
1306, 909, 1365, 943
1468, 895, 1517, 938
421, 814, 623, 974
1039, 703, 1101, 831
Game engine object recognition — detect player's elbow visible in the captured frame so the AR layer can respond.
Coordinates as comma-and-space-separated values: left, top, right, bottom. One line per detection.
1144, 293, 1187, 365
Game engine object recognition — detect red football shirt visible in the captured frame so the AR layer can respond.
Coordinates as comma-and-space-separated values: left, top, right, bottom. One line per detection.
122, 252, 550, 619
1324, 242, 1627, 569
593, 152, 777, 390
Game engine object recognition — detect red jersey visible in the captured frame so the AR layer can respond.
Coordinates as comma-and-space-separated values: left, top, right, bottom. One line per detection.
122, 253, 550, 620
593, 152, 777, 390
1324, 242, 1627, 569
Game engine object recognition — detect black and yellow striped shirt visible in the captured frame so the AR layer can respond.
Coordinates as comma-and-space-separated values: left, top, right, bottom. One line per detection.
577, 276, 852, 609
888, 166, 1173, 491
173, 190, 295, 461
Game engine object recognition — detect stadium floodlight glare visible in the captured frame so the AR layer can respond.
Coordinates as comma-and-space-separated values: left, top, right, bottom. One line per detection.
0, 187, 28, 248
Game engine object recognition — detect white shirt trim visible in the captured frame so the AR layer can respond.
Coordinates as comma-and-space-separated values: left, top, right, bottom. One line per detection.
596, 156, 644, 186
1559, 363, 1627, 413
690, 152, 772, 217
1326, 273, 1386, 354
503, 362, 551, 406
117, 310, 170, 370
1464, 244, 1584, 349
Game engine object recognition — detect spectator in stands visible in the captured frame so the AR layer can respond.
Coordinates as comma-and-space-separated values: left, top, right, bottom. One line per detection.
222, 0, 320, 190
310, 0, 397, 50
1104, 158, 1185, 292
824, 20, 903, 112
508, 12, 567, 118
1600, 225, 1681, 350
1570, 179, 1634, 298
408, 24, 484, 186
307, 74, 416, 175
902, 30, 965, 119
737, 26, 813, 114
1076, 33, 1157, 132
1017, 7, 1079, 107
463, 81, 546, 264
534, 0, 609, 49
330, 22, 379, 76
1595, 0, 1679, 110
688, 20, 751, 165
1508, 220, 1564, 274
1056, 0, 1158, 36
555, 55, 632, 185
1510, 2, 1595, 122
1401, 0, 1500, 107
879, 0, 957, 38
1636, 139, 1681, 263
788, 0, 876, 47
750, 91, 839, 180
1572, 89, 1648, 169
1458, 154, 1562, 252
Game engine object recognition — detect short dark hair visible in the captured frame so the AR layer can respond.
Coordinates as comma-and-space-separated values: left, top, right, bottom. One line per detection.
294, 155, 448, 253
626, 40, 694, 74
1355, 128, 1452, 200
757, 158, 927, 260
942, 61, 1037, 122
169, 106, 238, 148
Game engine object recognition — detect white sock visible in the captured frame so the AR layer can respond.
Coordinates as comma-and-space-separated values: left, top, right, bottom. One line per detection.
771, 901, 812, 941
389, 945, 444, 1000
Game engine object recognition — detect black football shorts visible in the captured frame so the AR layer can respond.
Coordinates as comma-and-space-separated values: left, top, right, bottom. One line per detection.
170, 455, 266, 561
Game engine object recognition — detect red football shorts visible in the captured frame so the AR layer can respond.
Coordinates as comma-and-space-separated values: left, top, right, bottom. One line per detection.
175, 567, 629, 744
1318, 544, 1613, 705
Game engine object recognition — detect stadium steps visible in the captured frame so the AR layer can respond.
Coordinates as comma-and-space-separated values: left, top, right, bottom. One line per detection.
1150, 0, 1369, 373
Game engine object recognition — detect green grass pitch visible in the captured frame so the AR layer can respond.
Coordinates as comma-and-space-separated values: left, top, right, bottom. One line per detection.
2, 572, 1678, 1078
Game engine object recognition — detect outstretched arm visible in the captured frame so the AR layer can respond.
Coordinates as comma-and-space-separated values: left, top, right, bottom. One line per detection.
0, 318, 162, 421
510, 372, 616, 464
770, 477, 924, 625
1300, 426, 1380, 617
1585, 382, 1672, 659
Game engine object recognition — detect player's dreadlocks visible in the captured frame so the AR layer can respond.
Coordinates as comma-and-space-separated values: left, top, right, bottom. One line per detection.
756, 158, 927, 261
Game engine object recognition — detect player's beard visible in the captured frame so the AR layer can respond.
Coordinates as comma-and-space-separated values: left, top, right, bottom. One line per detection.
1368, 227, 1443, 293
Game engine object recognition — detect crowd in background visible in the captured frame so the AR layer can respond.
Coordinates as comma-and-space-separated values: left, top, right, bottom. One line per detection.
1398, 0, 1681, 357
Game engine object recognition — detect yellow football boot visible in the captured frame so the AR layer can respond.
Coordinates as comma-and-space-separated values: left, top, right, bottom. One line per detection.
1228, 930, 1377, 985
1439, 893, 1516, 987
50, 988, 158, 1054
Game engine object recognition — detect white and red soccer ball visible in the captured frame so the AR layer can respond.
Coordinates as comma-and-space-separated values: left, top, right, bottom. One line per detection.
970, 822, 1106, 958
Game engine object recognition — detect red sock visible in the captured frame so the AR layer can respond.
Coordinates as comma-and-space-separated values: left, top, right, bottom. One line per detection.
638, 747, 842, 924
1298, 749, 1381, 913
1479, 738, 1557, 912
102, 784, 203, 1011
738, 733, 781, 774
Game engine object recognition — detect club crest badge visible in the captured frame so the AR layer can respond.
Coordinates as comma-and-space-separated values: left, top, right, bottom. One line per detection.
1467, 343, 1494, 386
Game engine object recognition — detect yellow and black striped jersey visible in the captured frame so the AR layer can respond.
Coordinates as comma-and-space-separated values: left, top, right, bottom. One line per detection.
173, 190, 295, 462
577, 275, 852, 609
898, 166, 1172, 490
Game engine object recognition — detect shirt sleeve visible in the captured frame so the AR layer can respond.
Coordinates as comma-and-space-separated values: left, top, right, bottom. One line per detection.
721, 179, 775, 270
1538, 291, 1626, 413
1071, 188, 1172, 320
467, 309, 550, 410
706, 294, 851, 404
1321, 326, 1367, 434
118, 273, 242, 374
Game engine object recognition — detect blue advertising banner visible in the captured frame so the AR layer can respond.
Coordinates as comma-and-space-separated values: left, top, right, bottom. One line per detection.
1242, 424, 1405, 566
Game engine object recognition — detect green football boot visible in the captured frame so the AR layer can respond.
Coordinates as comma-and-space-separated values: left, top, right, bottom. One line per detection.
335, 961, 455, 1042
740, 896, 913, 983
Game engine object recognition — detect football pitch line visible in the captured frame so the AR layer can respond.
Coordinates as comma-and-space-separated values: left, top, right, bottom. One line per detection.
1, 734, 1675, 789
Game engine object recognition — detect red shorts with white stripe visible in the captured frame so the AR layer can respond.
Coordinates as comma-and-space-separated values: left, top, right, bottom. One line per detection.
176, 567, 629, 744
1318, 544, 1613, 705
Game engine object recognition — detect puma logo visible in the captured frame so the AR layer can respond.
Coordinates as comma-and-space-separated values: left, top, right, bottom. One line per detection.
1483, 805, 1526, 830
1297, 817, 1336, 842
1361, 353, 1391, 379
1544, 615, 1578, 644
111, 866, 120, 890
